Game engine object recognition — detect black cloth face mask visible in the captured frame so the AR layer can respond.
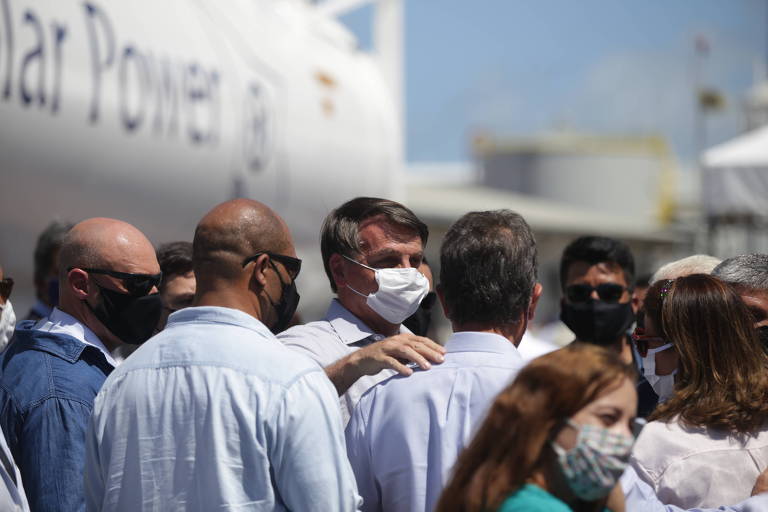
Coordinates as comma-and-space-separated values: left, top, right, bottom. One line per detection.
268, 262, 300, 335
560, 300, 635, 345
403, 291, 437, 336
88, 285, 162, 345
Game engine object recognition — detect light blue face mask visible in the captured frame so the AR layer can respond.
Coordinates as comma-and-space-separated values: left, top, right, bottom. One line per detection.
343, 255, 429, 324
551, 419, 634, 501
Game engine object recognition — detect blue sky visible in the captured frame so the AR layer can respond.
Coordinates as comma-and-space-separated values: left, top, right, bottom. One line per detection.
340, 1, 768, 165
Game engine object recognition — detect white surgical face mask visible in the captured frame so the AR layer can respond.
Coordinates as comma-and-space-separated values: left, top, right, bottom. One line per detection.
642, 342, 676, 402
344, 255, 429, 324
0, 300, 16, 352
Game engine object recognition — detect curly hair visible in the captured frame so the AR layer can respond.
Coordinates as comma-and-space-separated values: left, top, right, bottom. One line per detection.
646, 274, 768, 433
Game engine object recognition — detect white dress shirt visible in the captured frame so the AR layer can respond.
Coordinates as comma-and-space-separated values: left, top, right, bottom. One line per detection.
631, 418, 768, 508
621, 466, 768, 512
345, 331, 525, 512
85, 306, 361, 512
278, 299, 408, 425
33, 307, 117, 367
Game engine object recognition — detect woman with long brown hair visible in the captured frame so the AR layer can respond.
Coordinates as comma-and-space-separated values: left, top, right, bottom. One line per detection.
435, 343, 637, 512
631, 274, 768, 508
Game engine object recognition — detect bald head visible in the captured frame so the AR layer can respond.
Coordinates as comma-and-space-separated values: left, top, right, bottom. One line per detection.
193, 199, 293, 284
59, 218, 159, 278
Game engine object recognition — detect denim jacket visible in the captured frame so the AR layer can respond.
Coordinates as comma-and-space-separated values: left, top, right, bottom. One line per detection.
0, 321, 113, 512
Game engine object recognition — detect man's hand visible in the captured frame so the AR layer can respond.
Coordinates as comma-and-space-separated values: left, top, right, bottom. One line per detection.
752, 465, 768, 495
325, 334, 446, 396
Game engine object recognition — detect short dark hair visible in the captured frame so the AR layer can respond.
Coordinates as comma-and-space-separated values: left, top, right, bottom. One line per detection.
440, 210, 537, 326
156, 241, 193, 289
559, 236, 635, 291
321, 197, 428, 292
33, 221, 73, 286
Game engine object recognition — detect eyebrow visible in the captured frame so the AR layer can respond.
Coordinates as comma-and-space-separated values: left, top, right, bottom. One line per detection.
366, 249, 423, 262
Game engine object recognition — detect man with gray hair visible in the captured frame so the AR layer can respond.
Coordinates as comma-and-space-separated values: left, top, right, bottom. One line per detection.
712, 254, 768, 349
25, 221, 73, 320
650, 254, 722, 283
345, 209, 541, 512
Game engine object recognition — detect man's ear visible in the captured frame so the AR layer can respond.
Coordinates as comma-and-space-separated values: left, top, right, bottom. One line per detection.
436, 284, 450, 320
248, 254, 271, 290
528, 283, 543, 321
68, 269, 90, 300
329, 253, 347, 289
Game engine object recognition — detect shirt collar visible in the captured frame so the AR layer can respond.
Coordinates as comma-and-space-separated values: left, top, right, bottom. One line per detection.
444, 331, 523, 359
34, 308, 118, 367
324, 299, 411, 345
167, 306, 274, 339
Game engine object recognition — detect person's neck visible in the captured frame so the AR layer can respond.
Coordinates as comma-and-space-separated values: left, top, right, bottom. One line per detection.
576, 335, 633, 365
452, 322, 524, 346
527, 455, 577, 507
58, 298, 122, 352
196, 289, 261, 321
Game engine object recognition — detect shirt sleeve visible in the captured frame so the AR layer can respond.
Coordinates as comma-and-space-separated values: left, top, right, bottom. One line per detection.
17, 397, 92, 512
345, 392, 381, 512
268, 368, 361, 511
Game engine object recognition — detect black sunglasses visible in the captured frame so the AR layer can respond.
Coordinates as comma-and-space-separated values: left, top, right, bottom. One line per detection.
566, 283, 628, 304
0, 277, 13, 299
70, 267, 162, 296
242, 252, 302, 280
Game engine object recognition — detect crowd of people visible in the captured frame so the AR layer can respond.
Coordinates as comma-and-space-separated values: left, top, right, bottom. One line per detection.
0, 196, 768, 511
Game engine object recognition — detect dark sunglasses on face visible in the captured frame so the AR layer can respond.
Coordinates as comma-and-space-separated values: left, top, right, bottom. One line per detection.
0, 277, 13, 299
565, 283, 628, 304
242, 252, 302, 281
631, 326, 667, 354
68, 267, 162, 296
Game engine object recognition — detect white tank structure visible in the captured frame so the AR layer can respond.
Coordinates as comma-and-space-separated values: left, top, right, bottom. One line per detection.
474, 133, 678, 228
0, 0, 402, 319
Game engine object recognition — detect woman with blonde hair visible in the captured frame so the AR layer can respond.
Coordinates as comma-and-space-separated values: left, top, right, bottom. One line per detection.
435, 343, 637, 512
631, 274, 768, 508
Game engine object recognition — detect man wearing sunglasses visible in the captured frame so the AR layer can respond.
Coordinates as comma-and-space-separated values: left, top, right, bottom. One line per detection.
278, 197, 446, 426
0, 217, 161, 512
85, 199, 360, 511
559, 235, 636, 365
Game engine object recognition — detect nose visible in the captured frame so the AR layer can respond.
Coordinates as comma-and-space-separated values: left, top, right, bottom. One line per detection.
590, 289, 600, 301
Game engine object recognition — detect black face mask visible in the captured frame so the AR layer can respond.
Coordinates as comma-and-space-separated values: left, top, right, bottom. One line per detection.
560, 300, 635, 345
403, 291, 437, 336
268, 264, 300, 335
757, 326, 768, 353
88, 285, 162, 345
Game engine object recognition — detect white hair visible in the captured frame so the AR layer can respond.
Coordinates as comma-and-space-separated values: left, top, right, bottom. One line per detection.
650, 254, 722, 284
712, 254, 768, 291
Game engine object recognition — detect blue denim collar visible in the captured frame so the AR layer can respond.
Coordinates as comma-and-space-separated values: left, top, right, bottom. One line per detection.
14, 325, 88, 364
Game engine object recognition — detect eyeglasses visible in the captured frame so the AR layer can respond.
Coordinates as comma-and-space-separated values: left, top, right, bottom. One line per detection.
69, 267, 162, 296
631, 326, 667, 354
0, 278, 13, 299
242, 252, 302, 280
565, 283, 628, 304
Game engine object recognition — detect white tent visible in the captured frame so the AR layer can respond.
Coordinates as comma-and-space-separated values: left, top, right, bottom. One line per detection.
702, 125, 768, 217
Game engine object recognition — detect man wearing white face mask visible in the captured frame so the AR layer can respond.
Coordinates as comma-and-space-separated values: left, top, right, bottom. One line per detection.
278, 197, 446, 425
345, 210, 540, 512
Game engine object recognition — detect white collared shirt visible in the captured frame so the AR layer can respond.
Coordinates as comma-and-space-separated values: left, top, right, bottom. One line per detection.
345, 331, 525, 512
278, 299, 408, 425
33, 308, 117, 367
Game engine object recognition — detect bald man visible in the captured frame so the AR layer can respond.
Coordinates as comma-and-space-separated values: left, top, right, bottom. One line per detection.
85, 199, 361, 511
0, 218, 161, 512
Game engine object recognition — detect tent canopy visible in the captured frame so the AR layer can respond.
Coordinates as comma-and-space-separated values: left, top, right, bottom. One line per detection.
702, 125, 768, 217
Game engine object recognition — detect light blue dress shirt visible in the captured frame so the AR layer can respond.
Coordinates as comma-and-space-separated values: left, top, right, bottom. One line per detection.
279, 299, 409, 425
85, 306, 361, 511
345, 331, 525, 512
